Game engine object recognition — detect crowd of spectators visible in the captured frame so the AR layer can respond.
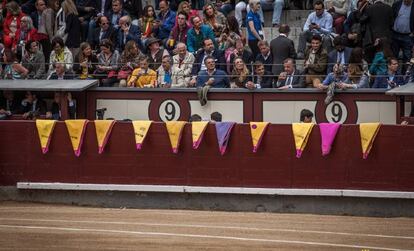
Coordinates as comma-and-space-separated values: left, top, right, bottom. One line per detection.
0, 0, 413, 96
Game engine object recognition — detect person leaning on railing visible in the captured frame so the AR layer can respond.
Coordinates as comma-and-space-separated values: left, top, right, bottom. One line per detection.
48, 37, 73, 75
73, 42, 98, 80
21, 40, 45, 79
127, 56, 157, 88
94, 39, 120, 87
2, 49, 28, 80
251, 61, 273, 89
230, 56, 253, 88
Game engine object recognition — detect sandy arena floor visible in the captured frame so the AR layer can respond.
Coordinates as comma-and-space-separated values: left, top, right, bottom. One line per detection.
0, 202, 413, 250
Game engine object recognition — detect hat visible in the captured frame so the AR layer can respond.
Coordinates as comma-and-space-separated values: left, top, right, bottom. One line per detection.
146, 38, 161, 48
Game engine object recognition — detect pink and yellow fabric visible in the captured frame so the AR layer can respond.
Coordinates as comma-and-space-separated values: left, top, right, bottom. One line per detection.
94, 120, 115, 154
192, 121, 209, 149
249, 122, 269, 153
215, 122, 236, 155
35, 119, 57, 154
359, 123, 381, 159
292, 123, 315, 158
132, 121, 153, 150
65, 119, 88, 157
319, 123, 341, 156
166, 121, 186, 153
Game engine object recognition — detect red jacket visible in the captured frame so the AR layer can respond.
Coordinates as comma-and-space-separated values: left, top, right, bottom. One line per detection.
3, 12, 26, 49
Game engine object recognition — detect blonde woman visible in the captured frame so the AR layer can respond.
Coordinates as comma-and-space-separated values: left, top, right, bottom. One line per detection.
230, 56, 253, 88
61, 0, 80, 57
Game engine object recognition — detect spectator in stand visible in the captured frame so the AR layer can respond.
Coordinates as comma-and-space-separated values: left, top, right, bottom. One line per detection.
21, 91, 47, 119
338, 47, 370, 89
192, 38, 226, 79
203, 3, 226, 38
73, 42, 98, 79
342, 0, 369, 48
127, 56, 157, 88
187, 16, 216, 53
118, 40, 144, 86
12, 16, 39, 57
123, 0, 143, 24
270, 24, 296, 78
167, 12, 190, 51
138, 5, 157, 43
156, 55, 173, 88
216, 0, 233, 16
48, 37, 73, 74
235, 0, 284, 28
276, 58, 305, 89
319, 63, 349, 104
303, 34, 328, 88
246, 0, 264, 57
219, 16, 243, 73
61, 0, 81, 57
3, 1, 26, 50
171, 42, 195, 88
146, 37, 170, 71
230, 56, 253, 88
116, 15, 142, 53
0, 91, 21, 119
75, 0, 96, 42
46, 92, 76, 120
42, 0, 60, 44
48, 62, 75, 79
391, 0, 414, 67
327, 36, 352, 73
196, 56, 230, 88
22, 40, 45, 79
2, 49, 28, 79
177, 1, 199, 26
361, 0, 393, 62
252, 61, 273, 88
369, 37, 394, 78
88, 16, 118, 52
325, 0, 349, 35
95, 39, 120, 87
297, 0, 333, 59
30, 0, 51, 66
210, 111, 222, 122
86, 0, 112, 42
154, 0, 176, 42
256, 40, 272, 73
106, 0, 128, 30
229, 38, 254, 73
372, 57, 410, 89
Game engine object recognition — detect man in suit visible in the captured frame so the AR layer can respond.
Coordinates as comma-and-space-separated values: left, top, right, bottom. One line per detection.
21, 91, 47, 120
276, 58, 305, 89
47, 63, 75, 80
88, 16, 118, 51
105, 0, 128, 30
270, 24, 296, 78
0, 91, 21, 119
327, 36, 352, 73
191, 38, 226, 77
256, 40, 273, 73
117, 15, 142, 53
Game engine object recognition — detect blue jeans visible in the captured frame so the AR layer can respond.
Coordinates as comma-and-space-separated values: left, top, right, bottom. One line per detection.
239, 0, 284, 26
391, 31, 414, 64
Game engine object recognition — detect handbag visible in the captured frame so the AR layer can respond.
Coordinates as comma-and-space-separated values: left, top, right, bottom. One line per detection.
55, 25, 68, 42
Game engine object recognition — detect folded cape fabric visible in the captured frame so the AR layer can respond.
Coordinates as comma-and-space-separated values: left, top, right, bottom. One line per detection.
360, 123, 381, 159
166, 121, 186, 153
94, 120, 115, 154
132, 121, 153, 150
319, 123, 341, 156
35, 119, 56, 154
65, 119, 88, 157
292, 123, 315, 158
250, 122, 269, 153
192, 121, 209, 149
215, 122, 236, 155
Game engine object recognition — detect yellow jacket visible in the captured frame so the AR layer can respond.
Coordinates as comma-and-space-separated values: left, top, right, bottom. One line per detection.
127, 68, 157, 88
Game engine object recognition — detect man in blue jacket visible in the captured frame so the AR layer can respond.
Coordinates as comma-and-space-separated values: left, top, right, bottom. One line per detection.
154, 0, 176, 41
373, 57, 410, 89
196, 56, 229, 88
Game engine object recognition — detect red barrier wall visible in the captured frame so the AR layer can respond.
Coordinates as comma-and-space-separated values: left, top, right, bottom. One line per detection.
1, 121, 414, 191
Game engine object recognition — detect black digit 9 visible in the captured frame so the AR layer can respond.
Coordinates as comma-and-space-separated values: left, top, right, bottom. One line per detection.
165, 102, 176, 121
331, 103, 342, 122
